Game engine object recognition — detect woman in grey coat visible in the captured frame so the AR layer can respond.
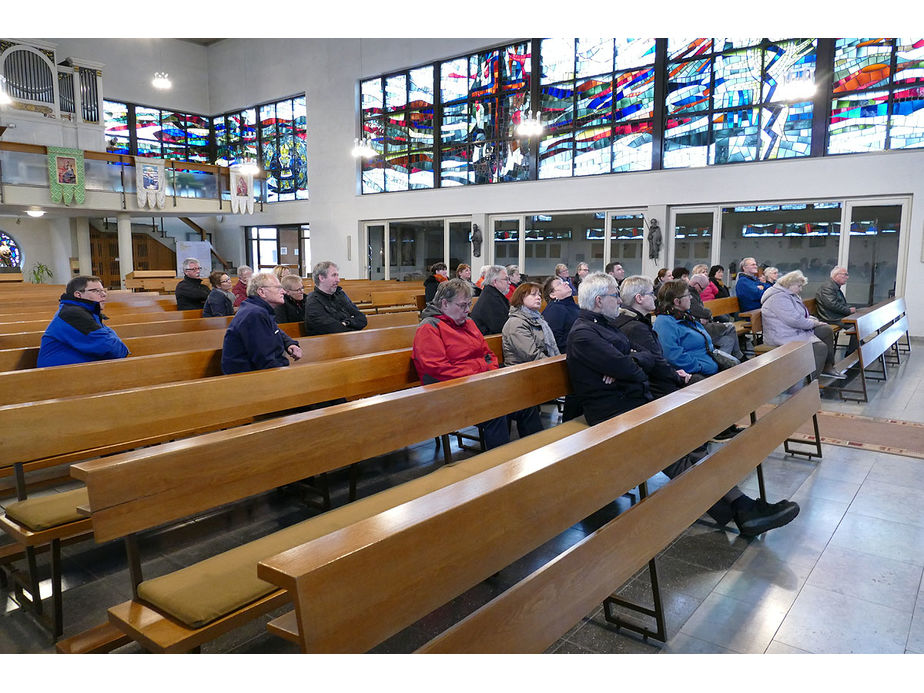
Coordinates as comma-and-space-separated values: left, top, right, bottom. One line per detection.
760, 270, 844, 379
502, 282, 561, 366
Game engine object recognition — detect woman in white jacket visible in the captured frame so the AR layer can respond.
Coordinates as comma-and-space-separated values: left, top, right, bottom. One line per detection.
760, 270, 845, 379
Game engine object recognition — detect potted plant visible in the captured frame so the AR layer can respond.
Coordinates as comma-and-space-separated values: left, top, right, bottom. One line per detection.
30, 262, 54, 284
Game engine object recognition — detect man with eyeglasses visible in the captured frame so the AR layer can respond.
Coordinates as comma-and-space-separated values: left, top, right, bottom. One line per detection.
175, 257, 211, 311
469, 264, 511, 336
221, 272, 302, 374
37, 275, 129, 367
413, 278, 542, 449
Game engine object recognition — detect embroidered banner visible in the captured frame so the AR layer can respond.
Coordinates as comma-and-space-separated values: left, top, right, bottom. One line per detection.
229, 168, 254, 214
136, 158, 167, 209
47, 147, 85, 205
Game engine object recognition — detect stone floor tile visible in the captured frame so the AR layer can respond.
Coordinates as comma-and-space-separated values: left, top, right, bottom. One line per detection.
679, 591, 789, 653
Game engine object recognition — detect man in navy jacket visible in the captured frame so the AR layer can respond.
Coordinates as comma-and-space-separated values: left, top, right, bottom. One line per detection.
733, 257, 768, 312
222, 272, 302, 374
37, 276, 129, 367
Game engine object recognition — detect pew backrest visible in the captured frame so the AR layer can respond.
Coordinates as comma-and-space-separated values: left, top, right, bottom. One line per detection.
256, 342, 819, 653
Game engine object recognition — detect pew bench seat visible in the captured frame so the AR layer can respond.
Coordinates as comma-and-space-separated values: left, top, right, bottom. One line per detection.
105, 418, 589, 652
2, 488, 88, 533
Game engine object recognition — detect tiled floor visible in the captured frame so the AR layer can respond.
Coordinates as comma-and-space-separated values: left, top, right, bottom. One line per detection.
1, 340, 922, 655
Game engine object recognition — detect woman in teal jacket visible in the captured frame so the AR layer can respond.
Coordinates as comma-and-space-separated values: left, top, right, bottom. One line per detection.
652, 280, 718, 378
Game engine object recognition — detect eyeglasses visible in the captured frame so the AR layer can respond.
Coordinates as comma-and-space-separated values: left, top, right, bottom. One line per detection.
603, 293, 620, 299
220, 278, 232, 283
450, 300, 472, 310
679, 294, 692, 299
81, 288, 107, 295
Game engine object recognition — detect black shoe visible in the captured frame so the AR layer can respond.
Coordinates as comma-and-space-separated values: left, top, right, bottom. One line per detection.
734, 499, 800, 537
710, 425, 744, 443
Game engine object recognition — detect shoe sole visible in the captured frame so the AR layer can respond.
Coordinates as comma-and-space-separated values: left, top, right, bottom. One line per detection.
737, 504, 800, 537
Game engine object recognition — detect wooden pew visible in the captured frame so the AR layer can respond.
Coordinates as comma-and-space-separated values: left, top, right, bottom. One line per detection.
0, 334, 501, 638
833, 297, 911, 402
703, 296, 750, 336
0, 316, 237, 350
66, 356, 577, 653
0, 309, 208, 334
256, 343, 819, 653
368, 289, 426, 314
0, 324, 422, 406
0, 311, 419, 372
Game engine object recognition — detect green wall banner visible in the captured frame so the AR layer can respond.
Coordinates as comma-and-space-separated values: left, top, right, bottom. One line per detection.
47, 146, 86, 205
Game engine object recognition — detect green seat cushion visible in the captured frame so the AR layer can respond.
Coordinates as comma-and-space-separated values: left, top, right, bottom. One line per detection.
138, 420, 588, 629
4, 487, 89, 532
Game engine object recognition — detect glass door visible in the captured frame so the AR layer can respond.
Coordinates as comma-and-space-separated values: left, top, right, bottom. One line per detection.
844, 199, 908, 305
365, 223, 385, 279
490, 216, 522, 274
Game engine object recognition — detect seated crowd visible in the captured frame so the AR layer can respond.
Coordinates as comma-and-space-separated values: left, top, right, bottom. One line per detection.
33, 256, 861, 540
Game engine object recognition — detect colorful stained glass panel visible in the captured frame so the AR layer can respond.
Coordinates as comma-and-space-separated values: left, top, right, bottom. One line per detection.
763, 40, 817, 102
539, 132, 573, 179
440, 102, 469, 144
828, 90, 889, 153
889, 86, 924, 149
612, 121, 653, 172
540, 38, 575, 83
895, 38, 924, 84
362, 78, 383, 118
408, 150, 434, 189
541, 82, 574, 133
385, 74, 407, 112
663, 114, 709, 168
833, 38, 893, 92
440, 57, 469, 104
666, 59, 711, 113
502, 43, 531, 91
614, 67, 654, 121
713, 48, 762, 108
668, 38, 712, 62
470, 51, 500, 98
574, 125, 612, 175
614, 38, 656, 70
575, 77, 612, 129
409, 66, 434, 108
440, 144, 471, 186
760, 102, 812, 159
576, 38, 613, 78
710, 108, 759, 163
408, 108, 434, 148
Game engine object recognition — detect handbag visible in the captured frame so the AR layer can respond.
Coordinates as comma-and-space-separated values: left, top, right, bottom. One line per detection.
710, 347, 740, 371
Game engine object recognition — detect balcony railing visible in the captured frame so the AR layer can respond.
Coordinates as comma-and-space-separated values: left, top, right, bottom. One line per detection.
0, 141, 267, 210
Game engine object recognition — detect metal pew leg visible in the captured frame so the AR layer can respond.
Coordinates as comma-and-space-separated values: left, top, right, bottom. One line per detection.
601, 481, 666, 643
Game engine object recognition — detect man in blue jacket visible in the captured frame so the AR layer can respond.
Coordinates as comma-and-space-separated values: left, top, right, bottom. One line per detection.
222, 272, 303, 374
37, 276, 129, 367
733, 257, 768, 312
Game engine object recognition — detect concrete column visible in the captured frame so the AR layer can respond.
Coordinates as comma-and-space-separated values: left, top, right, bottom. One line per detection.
74, 217, 92, 275
116, 213, 134, 290
48, 217, 73, 283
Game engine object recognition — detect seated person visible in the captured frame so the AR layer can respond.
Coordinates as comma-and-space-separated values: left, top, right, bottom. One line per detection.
304, 261, 368, 335
175, 258, 210, 311
413, 279, 542, 449
573, 262, 590, 292
37, 275, 129, 367
706, 264, 730, 300
763, 266, 780, 285
567, 273, 799, 537
469, 264, 511, 336
221, 272, 302, 374
653, 280, 720, 380
734, 257, 768, 312
424, 262, 449, 304
455, 263, 480, 296
541, 275, 579, 353
502, 282, 560, 365
554, 263, 578, 296
688, 274, 743, 359
815, 266, 859, 355
203, 270, 235, 317
504, 264, 521, 300
761, 270, 846, 380
232, 265, 253, 308
275, 273, 306, 324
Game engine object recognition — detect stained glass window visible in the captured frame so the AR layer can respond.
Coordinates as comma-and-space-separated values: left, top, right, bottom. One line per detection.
666, 38, 816, 168
103, 100, 130, 154
0, 230, 23, 270
829, 38, 924, 153
259, 96, 308, 202
539, 38, 653, 178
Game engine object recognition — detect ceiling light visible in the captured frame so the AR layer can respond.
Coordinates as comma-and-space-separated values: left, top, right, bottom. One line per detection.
351, 137, 377, 159
26, 208, 45, 218
233, 157, 260, 176
516, 111, 544, 138
152, 72, 172, 90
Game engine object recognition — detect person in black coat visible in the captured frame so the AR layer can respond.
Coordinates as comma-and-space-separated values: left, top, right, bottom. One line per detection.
541, 275, 580, 353
274, 274, 307, 325
304, 261, 368, 335
175, 258, 210, 311
424, 263, 449, 304
469, 264, 510, 336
